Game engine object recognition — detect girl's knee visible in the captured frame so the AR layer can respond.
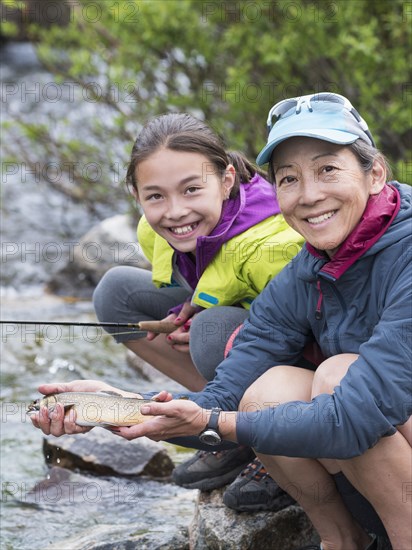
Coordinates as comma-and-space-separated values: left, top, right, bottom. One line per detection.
93, 266, 150, 321
189, 309, 228, 381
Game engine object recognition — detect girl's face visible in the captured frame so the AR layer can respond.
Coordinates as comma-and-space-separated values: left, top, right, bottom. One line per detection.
272, 137, 386, 257
135, 148, 235, 254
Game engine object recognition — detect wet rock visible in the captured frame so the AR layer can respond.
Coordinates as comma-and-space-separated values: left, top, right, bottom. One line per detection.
43, 427, 174, 477
189, 488, 319, 550
24, 467, 197, 549
46, 524, 190, 550
47, 214, 151, 298
24, 466, 109, 508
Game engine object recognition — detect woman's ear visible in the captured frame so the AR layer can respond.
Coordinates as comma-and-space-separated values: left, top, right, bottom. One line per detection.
223, 164, 236, 198
369, 156, 387, 195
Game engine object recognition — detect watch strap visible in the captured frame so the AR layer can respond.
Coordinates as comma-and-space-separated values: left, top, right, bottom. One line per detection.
208, 407, 221, 432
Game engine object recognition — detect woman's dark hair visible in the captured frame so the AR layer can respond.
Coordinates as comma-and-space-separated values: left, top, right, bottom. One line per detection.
268, 138, 392, 183
126, 113, 267, 197
348, 140, 392, 180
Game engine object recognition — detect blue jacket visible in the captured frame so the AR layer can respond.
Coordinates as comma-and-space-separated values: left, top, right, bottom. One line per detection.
193, 182, 412, 459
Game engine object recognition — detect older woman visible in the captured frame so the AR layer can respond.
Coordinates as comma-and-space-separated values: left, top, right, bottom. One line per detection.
32, 94, 411, 550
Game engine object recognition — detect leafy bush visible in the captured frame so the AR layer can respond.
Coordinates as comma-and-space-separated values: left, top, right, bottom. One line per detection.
2, 0, 411, 210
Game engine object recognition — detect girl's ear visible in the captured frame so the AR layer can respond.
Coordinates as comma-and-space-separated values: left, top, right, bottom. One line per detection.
369, 156, 387, 196
223, 164, 236, 198
130, 186, 140, 203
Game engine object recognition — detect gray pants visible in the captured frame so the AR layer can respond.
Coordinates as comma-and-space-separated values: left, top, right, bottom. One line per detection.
93, 266, 249, 381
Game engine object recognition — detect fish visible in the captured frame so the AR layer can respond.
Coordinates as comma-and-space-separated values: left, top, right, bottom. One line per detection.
26, 391, 156, 427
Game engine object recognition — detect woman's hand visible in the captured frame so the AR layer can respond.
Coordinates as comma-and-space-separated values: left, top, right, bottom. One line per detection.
108, 399, 238, 444
29, 379, 145, 437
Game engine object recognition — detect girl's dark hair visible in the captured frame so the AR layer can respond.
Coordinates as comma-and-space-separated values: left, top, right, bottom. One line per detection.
268, 138, 391, 183
126, 113, 267, 197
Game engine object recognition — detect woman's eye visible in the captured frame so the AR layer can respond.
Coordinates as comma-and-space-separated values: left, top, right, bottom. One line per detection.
278, 175, 297, 186
185, 186, 200, 194
320, 165, 339, 181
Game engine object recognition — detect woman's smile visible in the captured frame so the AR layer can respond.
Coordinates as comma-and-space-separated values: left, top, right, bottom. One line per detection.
305, 210, 337, 225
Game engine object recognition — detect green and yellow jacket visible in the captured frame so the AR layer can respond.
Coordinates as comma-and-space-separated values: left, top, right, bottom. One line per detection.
137, 174, 304, 310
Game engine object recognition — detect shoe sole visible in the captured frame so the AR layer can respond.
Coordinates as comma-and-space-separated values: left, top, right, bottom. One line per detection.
223, 494, 296, 513
174, 464, 247, 491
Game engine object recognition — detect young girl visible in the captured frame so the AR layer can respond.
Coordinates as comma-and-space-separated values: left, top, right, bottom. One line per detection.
92, 112, 304, 503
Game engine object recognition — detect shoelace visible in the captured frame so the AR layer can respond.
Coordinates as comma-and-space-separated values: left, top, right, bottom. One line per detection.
240, 458, 270, 481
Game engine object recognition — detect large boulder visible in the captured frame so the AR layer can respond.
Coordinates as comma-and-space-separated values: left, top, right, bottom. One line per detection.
43, 427, 173, 477
189, 488, 319, 550
47, 214, 151, 298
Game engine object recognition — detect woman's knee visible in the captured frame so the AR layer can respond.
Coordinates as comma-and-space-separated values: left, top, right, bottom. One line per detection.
398, 415, 412, 447
240, 365, 314, 412
311, 353, 359, 398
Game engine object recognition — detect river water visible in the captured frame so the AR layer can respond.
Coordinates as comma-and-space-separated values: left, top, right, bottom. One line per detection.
1, 42, 196, 549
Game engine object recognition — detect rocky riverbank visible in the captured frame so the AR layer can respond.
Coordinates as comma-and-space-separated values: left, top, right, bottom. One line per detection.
41, 429, 319, 550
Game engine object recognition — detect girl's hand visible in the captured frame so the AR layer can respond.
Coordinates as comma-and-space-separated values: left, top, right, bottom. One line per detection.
166, 302, 199, 352
145, 313, 178, 341
146, 303, 200, 353
166, 323, 191, 353
29, 379, 144, 436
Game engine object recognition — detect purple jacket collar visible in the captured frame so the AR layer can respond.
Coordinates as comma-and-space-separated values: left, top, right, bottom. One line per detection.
174, 174, 280, 288
307, 184, 401, 281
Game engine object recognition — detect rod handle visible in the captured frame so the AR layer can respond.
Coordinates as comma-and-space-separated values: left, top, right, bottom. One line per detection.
138, 320, 178, 334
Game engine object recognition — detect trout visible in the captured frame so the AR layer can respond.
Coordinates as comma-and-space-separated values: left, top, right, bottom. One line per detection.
26, 391, 155, 427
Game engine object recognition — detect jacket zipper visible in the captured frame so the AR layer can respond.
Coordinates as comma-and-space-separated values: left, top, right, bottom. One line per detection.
315, 280, 323, 320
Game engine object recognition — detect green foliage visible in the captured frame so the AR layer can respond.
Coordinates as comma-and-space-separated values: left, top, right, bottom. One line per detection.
4, 0, 412, 204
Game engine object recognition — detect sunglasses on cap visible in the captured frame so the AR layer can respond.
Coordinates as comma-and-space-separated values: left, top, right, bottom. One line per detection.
266, 92, 375, 147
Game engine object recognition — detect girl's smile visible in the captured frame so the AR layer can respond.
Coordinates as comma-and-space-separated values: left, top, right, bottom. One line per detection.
167, 222, 199, 236
135, 148, 235, 254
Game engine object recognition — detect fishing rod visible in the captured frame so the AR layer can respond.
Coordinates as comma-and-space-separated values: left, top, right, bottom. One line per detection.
0, 319, 177, 334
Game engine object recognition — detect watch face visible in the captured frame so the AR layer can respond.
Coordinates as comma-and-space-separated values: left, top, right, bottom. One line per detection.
199, 429, 222, 446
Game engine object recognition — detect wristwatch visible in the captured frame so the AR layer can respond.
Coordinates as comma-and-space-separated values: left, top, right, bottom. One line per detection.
199, 407, 222, 445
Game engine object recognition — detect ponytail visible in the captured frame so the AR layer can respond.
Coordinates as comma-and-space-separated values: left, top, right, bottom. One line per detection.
227, 151, 268, 196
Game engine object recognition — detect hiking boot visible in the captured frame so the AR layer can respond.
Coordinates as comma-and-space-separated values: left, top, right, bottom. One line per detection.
223, 457, 295, 512
172, 446, 255, 491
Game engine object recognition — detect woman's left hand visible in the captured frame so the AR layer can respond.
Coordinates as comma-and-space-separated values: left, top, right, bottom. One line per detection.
107, 399, 236, 443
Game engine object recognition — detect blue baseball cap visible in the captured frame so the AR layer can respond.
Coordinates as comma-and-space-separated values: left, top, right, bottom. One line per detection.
256, 93, 375, 166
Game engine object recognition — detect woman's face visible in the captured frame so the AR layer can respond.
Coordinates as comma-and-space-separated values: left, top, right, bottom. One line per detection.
135, 148, 235, 254
272, 137, 385, 257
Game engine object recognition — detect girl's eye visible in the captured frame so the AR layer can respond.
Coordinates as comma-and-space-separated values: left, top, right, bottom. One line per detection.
185, 186, 200, 194
146, 193, 163, 201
